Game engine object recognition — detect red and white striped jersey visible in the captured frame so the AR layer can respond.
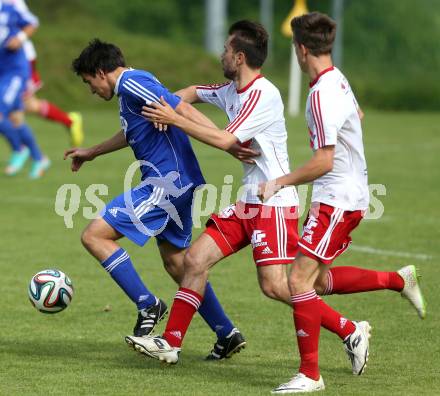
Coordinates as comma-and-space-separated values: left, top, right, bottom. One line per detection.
306, 67, 369, 211
196, 75, 298, 207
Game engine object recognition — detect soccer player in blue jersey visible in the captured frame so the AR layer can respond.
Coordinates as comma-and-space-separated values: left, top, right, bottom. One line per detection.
65, 39, 245, 358
0, 0, 50, 178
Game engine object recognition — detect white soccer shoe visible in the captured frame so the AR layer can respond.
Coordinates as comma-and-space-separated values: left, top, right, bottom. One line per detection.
397, 265, 426, 319
125, 335, 180, 364
343, 321, 371, 375
271, 373, 325, 394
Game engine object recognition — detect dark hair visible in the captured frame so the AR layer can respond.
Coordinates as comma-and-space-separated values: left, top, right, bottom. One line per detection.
228, 20, 268, 68
72, 39, 126, 76
291, 12, 336, 56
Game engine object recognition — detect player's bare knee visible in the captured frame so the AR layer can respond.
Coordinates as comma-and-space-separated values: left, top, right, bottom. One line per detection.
183, 250, 207, 277
288, 270, 309, 293
80, 226, 97, 251
260, 282, 283, 301
314, 278, 326, 295
163, 259, 183, 284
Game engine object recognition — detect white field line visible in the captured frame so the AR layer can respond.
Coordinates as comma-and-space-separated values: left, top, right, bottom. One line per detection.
351, 245, 433, 261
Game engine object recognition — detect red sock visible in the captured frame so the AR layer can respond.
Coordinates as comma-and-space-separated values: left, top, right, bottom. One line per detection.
291, 290, 321, 380
318, 297, 356, 340
39, 100, 72, 128
163, 287, 203, 348
325, 266, 404, 295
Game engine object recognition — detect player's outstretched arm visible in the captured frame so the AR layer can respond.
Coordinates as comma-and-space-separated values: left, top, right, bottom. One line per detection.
174, 86, 202, 104
258, 146, 335, 201
144, 100, 259, 164
175, 100, 218, 129
143, 97, 237, 151
64, 130, 128, 172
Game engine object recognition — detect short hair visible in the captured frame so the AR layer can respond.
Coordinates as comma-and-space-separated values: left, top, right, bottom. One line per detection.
72, 39, 126, 76
291, 12, 337, 56
228, 20, 268, 68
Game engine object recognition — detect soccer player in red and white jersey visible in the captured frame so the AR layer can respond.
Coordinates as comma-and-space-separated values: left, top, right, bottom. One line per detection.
257, 12, 426, 393
127, 20, 367, 370
5, 0, 84, 147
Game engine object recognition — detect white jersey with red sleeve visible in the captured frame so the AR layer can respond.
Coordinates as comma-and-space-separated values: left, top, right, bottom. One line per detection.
305, 66, 369, 211
196, 75, 298, 207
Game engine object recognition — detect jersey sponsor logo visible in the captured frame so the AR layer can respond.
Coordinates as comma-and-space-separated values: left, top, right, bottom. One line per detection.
251, 230, 267, 248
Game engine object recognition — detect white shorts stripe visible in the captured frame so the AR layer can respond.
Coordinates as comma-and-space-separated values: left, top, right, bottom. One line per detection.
275, 206, 281, 259
315, 208, 344, 256
319, 208, 344, 256
255, 257, 295, 263
279, 207, 288, 258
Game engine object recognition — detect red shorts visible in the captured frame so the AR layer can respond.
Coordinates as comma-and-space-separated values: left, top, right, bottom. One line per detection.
204, 202, 299, 266
25, 60, 43, 97
298, 203, 364, 265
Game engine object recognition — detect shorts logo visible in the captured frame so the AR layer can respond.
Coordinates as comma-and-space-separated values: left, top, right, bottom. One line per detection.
261, 246, 273, 255
109, 208, 118, 217
302, 215, 318, 243
219, 204, 236, 218
251, 230, 267, 248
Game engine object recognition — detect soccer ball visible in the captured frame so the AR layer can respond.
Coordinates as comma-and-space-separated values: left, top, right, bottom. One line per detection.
28, 269, 74, 313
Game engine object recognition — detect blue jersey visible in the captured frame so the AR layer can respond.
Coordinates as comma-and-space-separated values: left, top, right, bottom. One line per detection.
115, 68, 205, 189
0, 1, 37, 76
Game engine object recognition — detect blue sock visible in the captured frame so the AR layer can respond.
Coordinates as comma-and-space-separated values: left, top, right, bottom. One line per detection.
198, 282, 235, 339
0, 117, 22, 151
16, 123, 42, 161
101, 248, 157, 310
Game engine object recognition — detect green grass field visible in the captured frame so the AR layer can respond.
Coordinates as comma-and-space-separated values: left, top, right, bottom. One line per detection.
0, 107, 439, 395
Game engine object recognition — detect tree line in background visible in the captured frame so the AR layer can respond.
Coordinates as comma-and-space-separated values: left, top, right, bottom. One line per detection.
31, 0, 439, 111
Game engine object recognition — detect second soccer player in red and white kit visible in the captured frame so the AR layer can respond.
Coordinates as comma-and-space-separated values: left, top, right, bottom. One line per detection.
259, 12, 426, 393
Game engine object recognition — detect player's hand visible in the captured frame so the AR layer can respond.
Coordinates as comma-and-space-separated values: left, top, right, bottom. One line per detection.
257, 180, 281, 202
64, 148, 96, 172
5, 36, 23, 51
227, 143, 260, 164
141, 97, 178, 127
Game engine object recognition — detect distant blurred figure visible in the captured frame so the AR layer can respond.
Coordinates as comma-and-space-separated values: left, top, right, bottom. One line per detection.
0, 0, 50, 178
6, 0, 84, 147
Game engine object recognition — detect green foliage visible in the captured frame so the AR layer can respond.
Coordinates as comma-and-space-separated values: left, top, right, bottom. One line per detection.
0, 109, 439, 395
27, 0, 440, 110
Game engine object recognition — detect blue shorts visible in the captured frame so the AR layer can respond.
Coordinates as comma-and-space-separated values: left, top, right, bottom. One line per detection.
0, 73, 27, 116
102, 184, 195, 248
